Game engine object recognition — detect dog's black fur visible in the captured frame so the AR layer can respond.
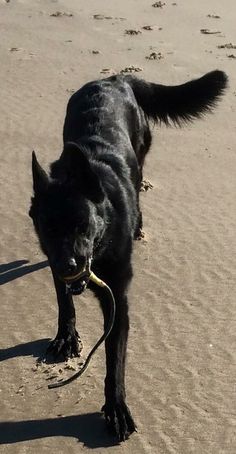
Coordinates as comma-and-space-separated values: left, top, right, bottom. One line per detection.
29, 70, 227, 441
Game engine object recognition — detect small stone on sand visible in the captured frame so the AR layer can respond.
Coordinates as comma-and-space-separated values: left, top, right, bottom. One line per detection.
125, 29, 142, 35
152, 1, 165, 7
120, 65, 143, 73
145, 51, 163, 60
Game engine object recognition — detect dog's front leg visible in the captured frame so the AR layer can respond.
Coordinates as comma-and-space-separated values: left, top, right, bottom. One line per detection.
93, 267, 137, 441
102, 291, 137, 441
47, 267, 82, 360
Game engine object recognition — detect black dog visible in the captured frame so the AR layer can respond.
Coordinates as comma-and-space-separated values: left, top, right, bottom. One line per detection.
29, 70, 227, 441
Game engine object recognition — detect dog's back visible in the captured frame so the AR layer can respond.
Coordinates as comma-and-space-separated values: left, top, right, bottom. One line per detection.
63, 70, 227, 172
63, 76, 148, 168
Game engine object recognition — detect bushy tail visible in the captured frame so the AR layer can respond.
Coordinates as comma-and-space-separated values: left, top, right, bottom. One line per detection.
126, 70, 228, 125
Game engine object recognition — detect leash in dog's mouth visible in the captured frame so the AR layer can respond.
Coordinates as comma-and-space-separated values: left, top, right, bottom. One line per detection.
48, 264, 116, 389
63, 259, 92, 295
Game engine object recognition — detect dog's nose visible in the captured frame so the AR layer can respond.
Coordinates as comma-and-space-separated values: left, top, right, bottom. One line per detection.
57, 256, 87, 280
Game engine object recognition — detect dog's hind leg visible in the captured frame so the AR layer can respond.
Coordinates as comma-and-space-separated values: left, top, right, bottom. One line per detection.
46, 267, 82, 360
133, 127, 152, 241
91, 262, 137, 441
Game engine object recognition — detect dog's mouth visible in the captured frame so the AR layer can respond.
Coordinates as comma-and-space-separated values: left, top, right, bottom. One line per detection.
66, 276, 90, 295
62, 259, 92, 295
64, 271, 88, 295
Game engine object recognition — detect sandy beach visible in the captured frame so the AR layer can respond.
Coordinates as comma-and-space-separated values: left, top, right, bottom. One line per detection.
0, 0, 236, 453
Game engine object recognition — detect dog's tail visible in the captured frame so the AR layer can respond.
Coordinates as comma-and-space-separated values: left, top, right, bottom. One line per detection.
126, 70, 227, 125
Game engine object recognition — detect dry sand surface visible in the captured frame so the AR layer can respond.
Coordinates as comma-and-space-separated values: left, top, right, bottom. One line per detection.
0, 0, 236, 453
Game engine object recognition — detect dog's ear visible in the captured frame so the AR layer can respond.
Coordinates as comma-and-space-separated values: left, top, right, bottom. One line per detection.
62, 142, 104, 203
32, 151, 49, 194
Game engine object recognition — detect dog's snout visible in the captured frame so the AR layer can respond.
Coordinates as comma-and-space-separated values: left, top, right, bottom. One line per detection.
55, 255, 88, 280
55, 257, 78, 279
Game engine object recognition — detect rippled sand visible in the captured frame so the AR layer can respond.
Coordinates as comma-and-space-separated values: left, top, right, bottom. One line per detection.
0, 0, 235, 453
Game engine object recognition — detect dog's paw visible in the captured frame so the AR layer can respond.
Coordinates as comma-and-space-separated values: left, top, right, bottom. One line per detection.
102, 400, 137, 442
46, 329, 82, 361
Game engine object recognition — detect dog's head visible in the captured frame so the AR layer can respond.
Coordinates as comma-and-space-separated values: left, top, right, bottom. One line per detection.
29, 142, 105, 283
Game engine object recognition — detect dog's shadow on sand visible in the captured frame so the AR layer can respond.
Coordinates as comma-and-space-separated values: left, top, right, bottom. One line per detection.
0, 259, 50, 361
0, 259, 120, 448
0, 259, 51, 362
0, 338, 118, 449
0, 338, 50, 362
0, 259, 48, 285
0, 413, 118, 448
0, 337, 118, 449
